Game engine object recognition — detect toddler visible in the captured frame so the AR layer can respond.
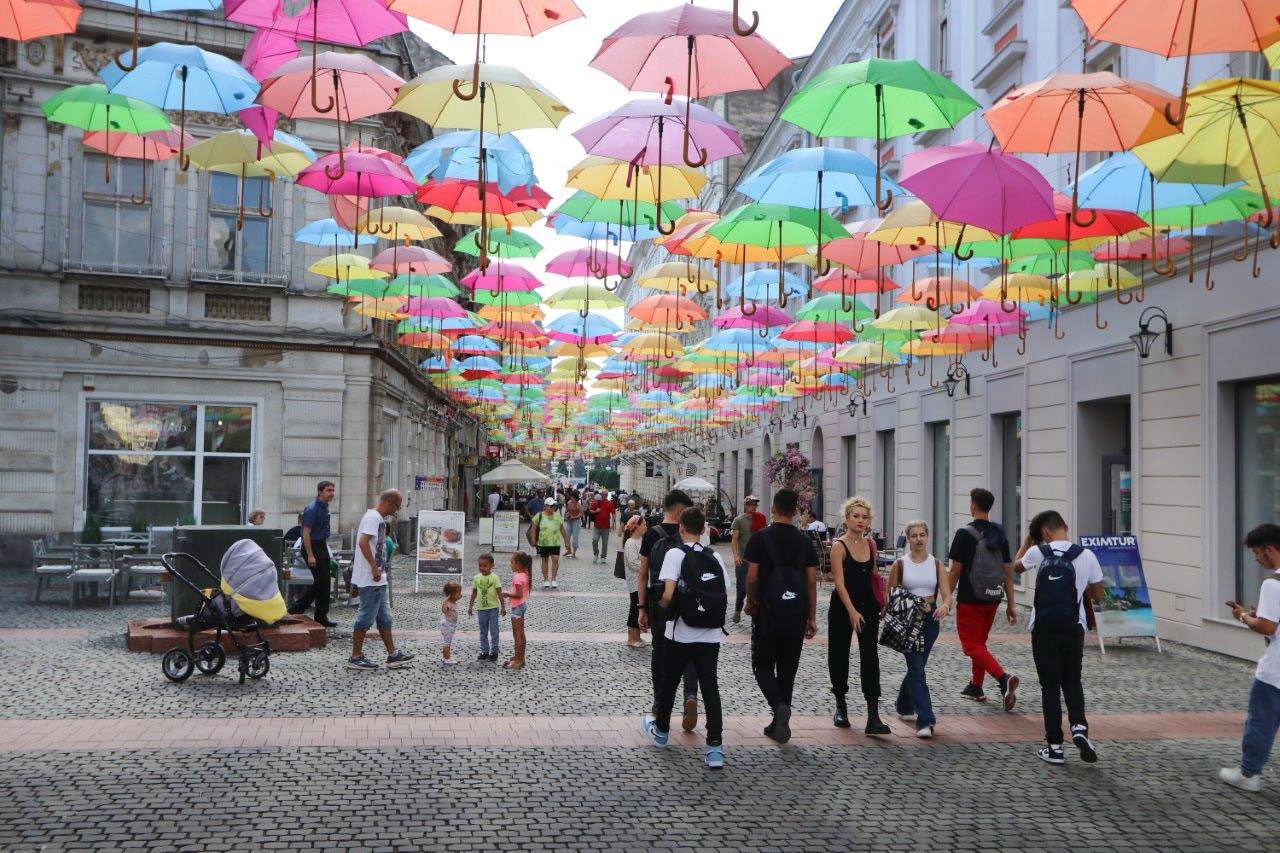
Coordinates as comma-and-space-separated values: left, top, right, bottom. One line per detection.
440, 581, 462, 666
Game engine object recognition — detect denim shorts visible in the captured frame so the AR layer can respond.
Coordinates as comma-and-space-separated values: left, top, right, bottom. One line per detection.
510, 603, 527, 619
353, 583, 391, 631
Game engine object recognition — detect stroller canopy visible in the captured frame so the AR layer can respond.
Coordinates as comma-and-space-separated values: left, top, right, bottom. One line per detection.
219, 539, 287, 624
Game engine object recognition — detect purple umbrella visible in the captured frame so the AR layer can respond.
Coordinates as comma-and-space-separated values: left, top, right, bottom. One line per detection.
296, 150, 417, 196
898, 141, 1055, 256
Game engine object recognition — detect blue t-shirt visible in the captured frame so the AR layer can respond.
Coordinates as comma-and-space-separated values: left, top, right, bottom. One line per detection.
526, 497, 544, 517
301, 498, 331, 542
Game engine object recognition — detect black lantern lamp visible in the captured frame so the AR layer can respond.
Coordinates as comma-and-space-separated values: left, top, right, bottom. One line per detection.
943, 362, 971, 398
1130, 306, 1173, 358
846, 392, 868, 417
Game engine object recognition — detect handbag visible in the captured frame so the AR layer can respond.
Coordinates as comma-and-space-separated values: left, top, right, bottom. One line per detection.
613, 550, 626, 580
879, 586, 927, 654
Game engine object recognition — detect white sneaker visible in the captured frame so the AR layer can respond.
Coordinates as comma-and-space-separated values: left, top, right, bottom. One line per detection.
1219, 767, 1262, 792
542, 581, 550, 589
551, 581, 559, 589
899, 712, 917, 722
916, 726, 933, 739
442, 658, 458, 667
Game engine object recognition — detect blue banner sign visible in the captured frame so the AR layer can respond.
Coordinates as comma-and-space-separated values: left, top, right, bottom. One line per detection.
1079, 534, 1158, 641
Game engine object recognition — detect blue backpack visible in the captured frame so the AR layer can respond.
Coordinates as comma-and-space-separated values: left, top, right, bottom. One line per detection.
1033, 544, 1084, 632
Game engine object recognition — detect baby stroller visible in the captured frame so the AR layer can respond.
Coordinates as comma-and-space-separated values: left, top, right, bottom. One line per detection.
160, 539, 287, 684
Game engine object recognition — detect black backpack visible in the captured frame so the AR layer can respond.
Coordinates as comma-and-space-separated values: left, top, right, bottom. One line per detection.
646, 526, 682, 592
1032, 543, 1084, 632
963, 523, 1009, 603
758, 531, 808, 636
675, 545, 728, 629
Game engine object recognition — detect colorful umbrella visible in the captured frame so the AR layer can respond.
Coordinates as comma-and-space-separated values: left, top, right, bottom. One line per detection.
241, 28, 299, 81
2, 0, 80, 42
41, 83, 170, 184
80, 128, 193, 204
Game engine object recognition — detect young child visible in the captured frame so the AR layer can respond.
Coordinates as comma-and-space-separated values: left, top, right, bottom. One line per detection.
501, 551, 533, 670
468, 553, 505, 662
440, 581, 462, 667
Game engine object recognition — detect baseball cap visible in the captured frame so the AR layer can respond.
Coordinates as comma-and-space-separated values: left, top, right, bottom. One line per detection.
744, 494, 760, 503
545, 497, 558, 506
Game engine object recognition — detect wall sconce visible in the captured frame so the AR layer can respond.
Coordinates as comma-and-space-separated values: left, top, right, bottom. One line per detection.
1129, 306, 1173, 358
944, 362, 971, 398
846, 392, 868, 417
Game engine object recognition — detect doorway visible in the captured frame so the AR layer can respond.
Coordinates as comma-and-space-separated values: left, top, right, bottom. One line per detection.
1076, 398, 1132, 536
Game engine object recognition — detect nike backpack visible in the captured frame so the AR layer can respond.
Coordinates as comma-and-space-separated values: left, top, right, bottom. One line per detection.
1032, 544, 1084, 632
675, 545, 728, 630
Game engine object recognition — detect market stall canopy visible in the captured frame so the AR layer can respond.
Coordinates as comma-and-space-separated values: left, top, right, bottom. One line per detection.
480, 459, 551, 484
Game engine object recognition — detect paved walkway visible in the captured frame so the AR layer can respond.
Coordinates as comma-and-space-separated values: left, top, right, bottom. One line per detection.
0, 530, 1275, 851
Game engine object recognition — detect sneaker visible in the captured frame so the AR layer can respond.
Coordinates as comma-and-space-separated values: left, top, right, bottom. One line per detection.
1071, 725, 1098, 764
705, 745, 725, 769
385, 651, 414, 669
1037, 745, 1066, 765
477, 652, 489, 661
682, 697, 698, 732
551, 581, 559, 589
442, 658, 458, 667
642, 714, 668, 748
916, 726, 934, 739
1219, 767, 1262, 792
542, 581, 550, 589
763, 721, 776, 739
999, 674, 1020, 712
960, 683, 987, 702
345, 655, 378, 671
898, 712, 917, 722
732, 610, 742, 624
773, 703, 792, 744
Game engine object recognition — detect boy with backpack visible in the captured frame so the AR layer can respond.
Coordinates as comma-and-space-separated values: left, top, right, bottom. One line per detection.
947, 487, 1020, 710
642, 506, 728, 769
1016, 510, 1104, 765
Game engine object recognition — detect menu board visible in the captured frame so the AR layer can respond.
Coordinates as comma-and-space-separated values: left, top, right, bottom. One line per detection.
415, 510, 465, 591
492, 511, 521, 552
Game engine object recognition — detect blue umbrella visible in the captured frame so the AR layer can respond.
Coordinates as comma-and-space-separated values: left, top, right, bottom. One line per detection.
405, 131, 535, 192
739, 147, 905, 212
451, 335, 501, 354
100, 43, 260, 169
723, 268, 806, 302
294, 218, 377, 251
98, 1, 222, 73
1069, 152, 1239, 214
458, 356, 504, 375
546, 313, 621, 342
549, 213, 660, 242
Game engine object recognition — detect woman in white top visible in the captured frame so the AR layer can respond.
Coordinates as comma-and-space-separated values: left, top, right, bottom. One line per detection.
887, 519, 953, 738
622, 514, 648, 648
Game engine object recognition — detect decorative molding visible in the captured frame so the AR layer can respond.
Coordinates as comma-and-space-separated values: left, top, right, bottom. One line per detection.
78, 285, 151, 314
204, 293, 272, 322
69, 41, 113, 74
24, 40, 47, 67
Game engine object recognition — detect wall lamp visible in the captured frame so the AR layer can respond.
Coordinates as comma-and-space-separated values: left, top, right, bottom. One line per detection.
1130, 306, 1173, 358
846, 392, 868, 417
943, 362, 971, 398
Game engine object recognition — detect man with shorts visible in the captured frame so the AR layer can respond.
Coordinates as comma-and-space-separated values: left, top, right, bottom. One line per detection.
347, 490, 413, 671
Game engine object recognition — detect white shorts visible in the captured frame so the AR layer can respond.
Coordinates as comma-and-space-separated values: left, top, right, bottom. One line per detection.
440, 618, 457, 646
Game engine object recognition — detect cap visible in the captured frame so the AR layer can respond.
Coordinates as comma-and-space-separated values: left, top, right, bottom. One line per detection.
744, 494, 760, 503
545, 497, 558, 506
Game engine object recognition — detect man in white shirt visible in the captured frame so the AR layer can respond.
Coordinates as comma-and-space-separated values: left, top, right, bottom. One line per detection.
642, 506, 727, 770
1018, 510, 1103, 766
347, 489, 413, 672
487, 489, 501, 517
1221, 523, 1280, 793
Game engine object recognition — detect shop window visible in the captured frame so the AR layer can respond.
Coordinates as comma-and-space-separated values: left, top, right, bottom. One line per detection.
1236, 379, 1280, 600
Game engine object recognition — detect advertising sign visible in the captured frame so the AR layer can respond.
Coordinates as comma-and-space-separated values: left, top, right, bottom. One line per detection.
492, 511, 521, 552
1078, 534, 1162, 653
415, 510, 465, 591
477, 517, 494, 546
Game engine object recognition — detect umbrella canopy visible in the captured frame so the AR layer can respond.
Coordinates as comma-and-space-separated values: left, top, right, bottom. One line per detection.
224, 0, 408, 46
480, 459, 550, 484
574, 98, 744, 166
673, 476, 715, 493
100, 43, 259, 114
393, 63, 571, 132
898, 141, 1055, 236
567, 155, 706, 203
2, 0, 80, 42
258, 51, 405, 125
42, 83, 170, 184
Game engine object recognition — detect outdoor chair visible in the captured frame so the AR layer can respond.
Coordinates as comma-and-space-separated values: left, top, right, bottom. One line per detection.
30, 539, 75, 603
69, 544, 122, 608
121, 553, 169, 599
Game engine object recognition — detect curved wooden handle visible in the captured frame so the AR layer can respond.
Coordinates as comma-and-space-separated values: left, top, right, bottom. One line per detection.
732, 1, 760, 36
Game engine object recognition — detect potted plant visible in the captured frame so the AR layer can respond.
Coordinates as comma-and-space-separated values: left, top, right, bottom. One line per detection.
80, 513, 103, 545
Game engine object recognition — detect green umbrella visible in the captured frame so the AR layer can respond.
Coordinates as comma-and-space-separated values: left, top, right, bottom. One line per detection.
709, 203, 849, 308
42, 83, 170, 183
959, 236, 1067, 260
781, 58, 979, 210
1142, 188, 1267, 228
556, 191, 685, 235
385, 274, 460, 297
1007, 251, 1095, 276
456, 228, 543, 259
795, 292, 874, 324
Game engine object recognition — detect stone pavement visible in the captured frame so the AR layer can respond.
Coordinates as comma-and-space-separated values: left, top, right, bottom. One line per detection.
0, 530, 1276, 851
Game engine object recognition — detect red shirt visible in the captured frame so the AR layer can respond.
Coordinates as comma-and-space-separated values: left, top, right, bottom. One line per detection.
592, 499, 615, 529
750, 511, 767, 532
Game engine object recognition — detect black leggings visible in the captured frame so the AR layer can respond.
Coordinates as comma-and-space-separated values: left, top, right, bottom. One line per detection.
828, 593, 881, 701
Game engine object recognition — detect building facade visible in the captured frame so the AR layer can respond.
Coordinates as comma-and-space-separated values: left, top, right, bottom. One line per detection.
621, 0, 1280, 661
0, 4, 477, 562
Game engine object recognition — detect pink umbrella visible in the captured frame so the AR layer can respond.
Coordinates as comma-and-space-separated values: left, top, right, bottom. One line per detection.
462, 261, 543, 292
296, 150, 417, 196
241, 28, 299, 81
590, 3, 788, 166
236, 105, 279, 150
898, 141, 1055, 250
950, 301, 1027, 366
713, 304, 790, 330
545, 248, 631, 278
401, 296, 468, 318
329, 193, 368, 231
371, 245, 452, 275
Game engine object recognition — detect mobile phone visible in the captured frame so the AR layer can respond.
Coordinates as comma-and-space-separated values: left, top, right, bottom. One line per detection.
1226, 601, 1240, 611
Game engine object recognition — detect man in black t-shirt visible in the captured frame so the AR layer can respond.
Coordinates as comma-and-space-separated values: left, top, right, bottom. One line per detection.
745, 489, 819, 744
947, 487, 1020, 710
637, 490, 699, 731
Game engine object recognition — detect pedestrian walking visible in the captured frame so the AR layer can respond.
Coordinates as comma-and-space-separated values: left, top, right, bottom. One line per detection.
468, 552, 506, 661
827, 497, 891, 734
528, 499, 570, 589
292, 481, 337, 627
1220, 523, 1280, 792
487, 488, 501, 518
744, 489, 818, 744
888, 520, 953, 738
622, 514, 648, 648
501, 551, 532, 670
440, 581, 462, 667
564, 493, 584, 557
1014, 510, 1104, 765
642, 506, 728, 769
730, 495, 761, 624
637, 489, 701, 732
346, 490, 412, 671
590, 491, 616, 563
947, 487, 1020, 710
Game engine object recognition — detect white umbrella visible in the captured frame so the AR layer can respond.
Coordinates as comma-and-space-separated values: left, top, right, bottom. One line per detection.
674, 476, 715, 493
480, 459, 551, 485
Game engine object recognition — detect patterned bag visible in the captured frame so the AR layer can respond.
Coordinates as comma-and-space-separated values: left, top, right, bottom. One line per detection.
878, 586, 927, 654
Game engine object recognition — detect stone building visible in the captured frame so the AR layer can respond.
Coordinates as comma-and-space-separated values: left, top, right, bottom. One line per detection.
0, 3, 478, 561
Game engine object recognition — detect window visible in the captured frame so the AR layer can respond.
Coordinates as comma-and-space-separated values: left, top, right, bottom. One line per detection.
82, 154, 151, 268
86, 401, 253, 527
744, 448, 754, 498
208, 173, 271, 276
936, 9, 950, 73
930, 423, 951, 561
378, 413, 399, 494
843, 435, 857, 497
999, 412, 1023, 554
878, 429, 896, 543
1236, 379, 1280, 601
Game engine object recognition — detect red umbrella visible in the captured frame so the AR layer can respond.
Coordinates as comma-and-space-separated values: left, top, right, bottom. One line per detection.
416, 179, 551, 215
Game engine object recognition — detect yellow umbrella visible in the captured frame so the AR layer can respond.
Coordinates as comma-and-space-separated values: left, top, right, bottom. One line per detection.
979, 273, 1056, 305
870, 305, 945, 333
355, 207, 442, 243
392, 63, 571, 132
566, 155, 706, 203
635, 261, 712, 294
549, 341, 613, 358
543, 284, 624, 312
425, 205, 543, 229
352, 298, 409, 321
309, 253, 384, 280
186, 129, 312, 231
869, 200, 997, 255
622, 332, 684, 359
478, 303, 543, 322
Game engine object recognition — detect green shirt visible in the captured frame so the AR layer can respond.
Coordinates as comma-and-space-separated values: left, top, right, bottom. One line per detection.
473, 572, 502, 610
533, 511, 564, 547
732, 514, 756, 559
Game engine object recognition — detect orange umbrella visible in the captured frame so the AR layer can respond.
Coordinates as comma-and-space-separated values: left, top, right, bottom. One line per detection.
81, 128, 195, 205
897, 276, 980, 311
2, 0, 80, 41
627, 294, 707, 331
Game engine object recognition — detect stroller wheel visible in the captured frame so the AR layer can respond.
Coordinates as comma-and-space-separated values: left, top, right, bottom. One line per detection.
162, 648, 194, 683
194, 642, 226, 676
246, 650, 270, 680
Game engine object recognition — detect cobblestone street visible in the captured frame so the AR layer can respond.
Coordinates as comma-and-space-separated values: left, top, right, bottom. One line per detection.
1, 534, 1276, 851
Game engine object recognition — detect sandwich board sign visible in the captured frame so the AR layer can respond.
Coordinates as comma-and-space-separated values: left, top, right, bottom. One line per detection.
492, 511, 521, 552
415, 510, 465, 591
1078, 534, 1161, 654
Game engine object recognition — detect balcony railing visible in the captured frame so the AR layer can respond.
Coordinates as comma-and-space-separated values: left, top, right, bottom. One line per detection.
62, 258, 166, 279
189, 267, 288, 288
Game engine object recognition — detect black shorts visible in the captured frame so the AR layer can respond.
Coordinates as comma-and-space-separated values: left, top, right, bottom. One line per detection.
537, 545, 561, 557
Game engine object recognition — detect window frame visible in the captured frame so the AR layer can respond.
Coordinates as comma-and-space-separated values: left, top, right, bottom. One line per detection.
206, 171, 273, 278
73, 152, 159, 273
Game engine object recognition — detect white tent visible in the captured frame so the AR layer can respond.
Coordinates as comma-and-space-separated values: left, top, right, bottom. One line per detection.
480, 460, 551, 485
673, 476, 715, 493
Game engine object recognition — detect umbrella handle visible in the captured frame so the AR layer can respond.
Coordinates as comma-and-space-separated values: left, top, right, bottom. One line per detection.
1203, 237, 1215, 291
694, 268, 709, 294
114, 1, 140, 71
663, 77, 675, 106
324, 144, 346, 181
453, 63, 482, 101
129, 161, 148, 206
1151, 253, 1176, 276
258, 171, 274, 217
310, 11, 336, 114
1252, 233, 1263, 278
1094, 293, 1108, 331
682, 44, 708, 168
732, 1, 760, 36
1232, 218, 1252, 261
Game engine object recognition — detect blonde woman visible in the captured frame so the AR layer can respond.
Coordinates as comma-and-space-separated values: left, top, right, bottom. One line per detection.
888, 520, 953, 738
829, 497, 890, 735
622, 514, 648, 648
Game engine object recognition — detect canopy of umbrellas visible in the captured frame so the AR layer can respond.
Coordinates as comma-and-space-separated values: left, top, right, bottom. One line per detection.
10, 0, 1280, 459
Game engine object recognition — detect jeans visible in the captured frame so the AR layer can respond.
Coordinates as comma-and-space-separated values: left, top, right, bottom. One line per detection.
751, 621, 804, 711
477, 607, 500, 655
1242, 678, 1280, 776
293, 539, 331, 621
565, 517, 582, 553
957, 601, 1006, 686
592, 527, 610, 558
646, 596, 697, 703
352, 583, 391, 632
828, 594, 881, 701
896, 615, 941, 727
735, 561, 748, 614
1031, 625, 1087, 745
654, 641, 722, 745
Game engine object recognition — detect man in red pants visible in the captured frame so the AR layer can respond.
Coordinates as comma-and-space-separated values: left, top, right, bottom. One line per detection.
946, 487, 1020, 711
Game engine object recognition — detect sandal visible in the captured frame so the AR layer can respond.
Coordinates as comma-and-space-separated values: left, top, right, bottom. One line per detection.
503, 660, 524, 670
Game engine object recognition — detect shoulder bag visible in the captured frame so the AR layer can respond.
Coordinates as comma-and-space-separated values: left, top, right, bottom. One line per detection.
879, 585, 927, 654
